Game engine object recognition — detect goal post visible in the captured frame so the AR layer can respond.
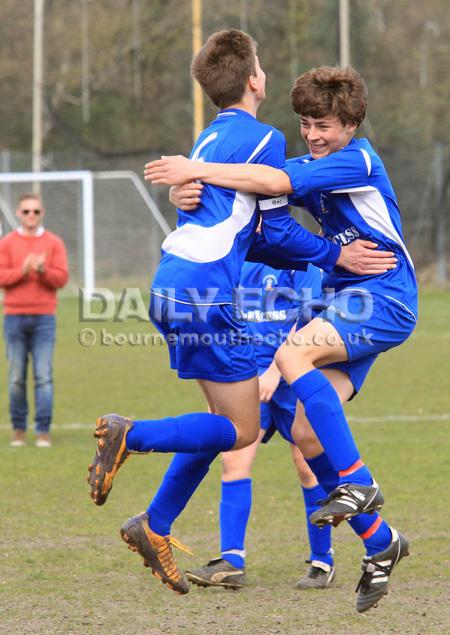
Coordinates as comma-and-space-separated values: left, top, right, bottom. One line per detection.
0, 170, 95, 295
0, 170, 171, 296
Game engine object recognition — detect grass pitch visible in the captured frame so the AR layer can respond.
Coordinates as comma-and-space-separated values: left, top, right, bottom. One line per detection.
0, 290, 449, 634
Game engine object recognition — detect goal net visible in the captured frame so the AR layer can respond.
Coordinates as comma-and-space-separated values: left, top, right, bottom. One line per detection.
0, 170, 171, 295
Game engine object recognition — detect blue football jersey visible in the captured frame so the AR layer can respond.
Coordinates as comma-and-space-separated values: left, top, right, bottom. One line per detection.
152, 108, 287, 304
282, 137, 418, 318
237, 261, 322, 371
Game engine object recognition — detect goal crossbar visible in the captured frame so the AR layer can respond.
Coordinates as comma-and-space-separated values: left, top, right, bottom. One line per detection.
0, 170, 95, 295
0, 170, 170, 296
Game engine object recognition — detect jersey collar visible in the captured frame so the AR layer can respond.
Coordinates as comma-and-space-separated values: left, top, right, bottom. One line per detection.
217, 108, 256, 120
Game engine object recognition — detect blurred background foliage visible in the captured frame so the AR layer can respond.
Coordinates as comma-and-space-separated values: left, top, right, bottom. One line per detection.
0, 0, 448, 275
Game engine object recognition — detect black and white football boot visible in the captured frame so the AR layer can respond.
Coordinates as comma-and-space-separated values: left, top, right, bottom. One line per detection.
310, 481, 384, 528
355, 528, 409, 612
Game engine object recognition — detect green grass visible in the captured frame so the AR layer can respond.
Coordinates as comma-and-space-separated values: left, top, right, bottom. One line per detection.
0, 289, 449, 634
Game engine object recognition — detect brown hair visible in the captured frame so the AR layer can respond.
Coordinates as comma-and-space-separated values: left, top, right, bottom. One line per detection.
290, 66, 368, 127
191, 29, 257, 109
18, 192, 41, 204
19, 192, 41, 203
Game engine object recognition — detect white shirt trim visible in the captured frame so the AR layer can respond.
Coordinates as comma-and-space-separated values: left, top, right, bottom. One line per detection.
360, 148, 372, 176
17, 226, 45, 237
163, 132, 274, 263
348, 189, 414, 268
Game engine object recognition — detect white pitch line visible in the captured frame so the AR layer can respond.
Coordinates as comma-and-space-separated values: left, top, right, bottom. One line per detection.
1, 414, 450, 431
348, 413, 450, 423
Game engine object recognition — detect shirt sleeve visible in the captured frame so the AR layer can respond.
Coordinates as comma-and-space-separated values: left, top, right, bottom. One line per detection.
282, 145, 371, 197
245, 223, 340, 272
40, 236, 69, 289
255, 128, 291, 216
285, 156, 309, 207
0, 238, 24, 287
247, 130, 340, 271
259, 209, 341, 272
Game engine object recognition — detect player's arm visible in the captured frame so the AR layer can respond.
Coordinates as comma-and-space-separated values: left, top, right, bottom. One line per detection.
145, 155, 291, 196
168, 176, 396, 275
282, 148, 371, 196
166, 166, 338, 273
246, 231, 306, 270
246, 221, 338, 272
259, 210, 397, 275
149, 147, 396, 274
259, 360, 282, 403
146, 145, 370, 197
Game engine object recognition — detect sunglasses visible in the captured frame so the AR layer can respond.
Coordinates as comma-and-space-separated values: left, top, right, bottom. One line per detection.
21, 209, 41, 215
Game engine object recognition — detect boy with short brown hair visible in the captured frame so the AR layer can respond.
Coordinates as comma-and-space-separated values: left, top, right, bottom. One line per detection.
290, 65, 368, 125
191, 29, 257, 109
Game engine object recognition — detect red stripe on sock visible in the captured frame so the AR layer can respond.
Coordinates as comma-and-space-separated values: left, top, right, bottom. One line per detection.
360, 516, 382, 540
338, 458, 364, 478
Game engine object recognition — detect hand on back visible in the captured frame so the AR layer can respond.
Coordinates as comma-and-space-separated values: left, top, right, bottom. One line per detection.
337, 240, 397, 275
169, 182, 204, 211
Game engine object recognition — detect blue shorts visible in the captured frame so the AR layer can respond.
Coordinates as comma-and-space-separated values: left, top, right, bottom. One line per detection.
315, 287, 417, 360
307, 287, 416, 394
260, 379, 296, 444
149, 293, 258, 382
325, 355, 376, 396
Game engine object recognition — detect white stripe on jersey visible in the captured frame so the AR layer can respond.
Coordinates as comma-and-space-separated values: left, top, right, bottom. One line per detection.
329, 187, 414, 269
331, 186, 377, 194
191, 132, 218, 160
161, 190, 256, 263
347, 189, 414, 268
360, 148, 372, 175
246, 130, 273, 163
163, 130, 274, 264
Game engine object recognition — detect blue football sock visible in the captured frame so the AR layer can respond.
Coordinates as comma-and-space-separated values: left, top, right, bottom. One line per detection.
348, 514, 392, 556
302, 484, 333, 566
220, 479, 252, 569
147, 450, 218, 536
305, 452, 339, 494
307, 453, 390, 555
126, 412, 237, 453
290, 370, 372, 486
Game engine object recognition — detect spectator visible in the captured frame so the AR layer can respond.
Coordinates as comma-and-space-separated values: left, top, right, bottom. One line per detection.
0, 193, 68, 447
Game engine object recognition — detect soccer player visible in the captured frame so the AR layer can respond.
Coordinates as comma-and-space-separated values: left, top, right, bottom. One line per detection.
89, 33, 397, 602
144, 65, 416, 612
184, 259, 337, 590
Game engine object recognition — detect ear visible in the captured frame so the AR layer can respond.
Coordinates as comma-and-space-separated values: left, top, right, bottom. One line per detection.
248, 74, 258, 92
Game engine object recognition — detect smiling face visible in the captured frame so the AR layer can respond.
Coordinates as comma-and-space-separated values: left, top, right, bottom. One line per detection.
300, 114, 357, 159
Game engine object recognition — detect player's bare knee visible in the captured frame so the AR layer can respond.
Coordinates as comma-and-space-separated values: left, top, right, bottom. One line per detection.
232, 421, 259, 449
292, 421, 321, 458
274, 342, 296, 376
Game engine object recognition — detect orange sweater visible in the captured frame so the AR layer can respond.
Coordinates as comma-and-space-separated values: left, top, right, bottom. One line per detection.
0, 229, 69, 314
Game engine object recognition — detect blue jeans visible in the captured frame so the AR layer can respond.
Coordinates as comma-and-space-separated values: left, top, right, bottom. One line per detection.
3, 314, 56, 433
